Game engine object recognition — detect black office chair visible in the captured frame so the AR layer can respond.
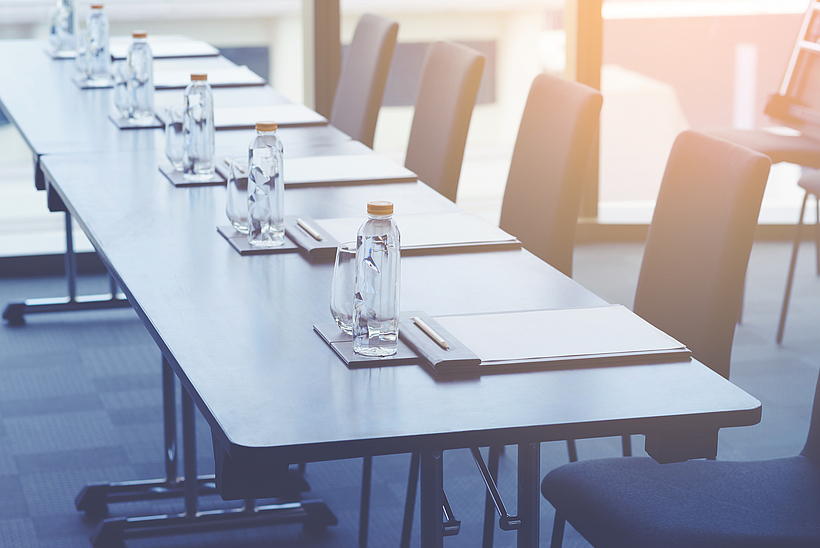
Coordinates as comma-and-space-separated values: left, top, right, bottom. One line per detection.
329, 13, 398, 148
540, 129, 773, 547
543, 369, 820, 548
404, 40, 485, 202
632, 130, 770, 380
385, 73, 603, 548
498, 73, 602, 278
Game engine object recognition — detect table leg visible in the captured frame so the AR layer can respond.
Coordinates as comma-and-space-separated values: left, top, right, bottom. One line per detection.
517, 442, 540, 548
75, 357, 219, 516
2, 211, 130, 326
182, 387, 199, 516
420, 450, 444, 548
88, 375, 336, 546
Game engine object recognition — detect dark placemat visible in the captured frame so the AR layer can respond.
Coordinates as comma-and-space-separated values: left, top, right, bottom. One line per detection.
314, 320, 421, 369
71, 73, 113, 89
109, 112, 164, 130
160, 164, 225, 187
216, 225, 299, 255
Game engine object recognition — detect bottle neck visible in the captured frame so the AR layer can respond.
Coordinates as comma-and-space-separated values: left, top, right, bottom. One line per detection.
367, 213, 392, 220
256, 130, 276, 136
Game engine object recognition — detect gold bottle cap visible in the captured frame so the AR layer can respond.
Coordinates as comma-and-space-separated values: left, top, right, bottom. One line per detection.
91, 4, 103, 9
132, 30, 147, 39
190, 73, 208, 81
367, 201, 393, 216
256, 121, 277, 132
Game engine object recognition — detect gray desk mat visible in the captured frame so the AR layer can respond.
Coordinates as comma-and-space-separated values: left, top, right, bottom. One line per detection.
109, 112, 164, 130
217, 225, 299, 255
160, 164, 225, 187
314, 319, 421, 369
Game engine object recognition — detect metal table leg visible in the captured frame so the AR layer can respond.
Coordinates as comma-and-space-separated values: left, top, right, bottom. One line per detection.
89, 380, 336, 546
420, 450, 444, 548
3, 211, 130, 326
517, 442, 540, 548
75, 357, 220, 517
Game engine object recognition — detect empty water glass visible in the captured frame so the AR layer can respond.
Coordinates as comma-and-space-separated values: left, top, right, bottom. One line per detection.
113, 61, 130, 118
225, 157, 249, 233
164, 106, 185, 171
74, 27, 90, 81
330, 242, 357, 334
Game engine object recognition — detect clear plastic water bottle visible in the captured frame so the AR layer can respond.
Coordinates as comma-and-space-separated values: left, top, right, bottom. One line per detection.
353, 201, 401, 357
50, 0, 76, 53
182, 74, 215, 181
247, 121, 285, 248
126, 30, 154, 124
86, 4, 111, 85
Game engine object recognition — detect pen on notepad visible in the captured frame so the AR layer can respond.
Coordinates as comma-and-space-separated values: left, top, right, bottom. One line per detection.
413, 317, 449, 350
296, 218, 323, 241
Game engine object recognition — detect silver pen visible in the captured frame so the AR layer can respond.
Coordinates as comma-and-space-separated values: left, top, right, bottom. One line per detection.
413, 316, 449, 350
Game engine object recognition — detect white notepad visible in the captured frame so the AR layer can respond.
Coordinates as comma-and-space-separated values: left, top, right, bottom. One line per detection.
433, 305, 690, 368
284, 154, 417, 187
153, 66, 265, 89
315, 212, 520, 250
213, 105, 328, 130
110, 36, 219, 60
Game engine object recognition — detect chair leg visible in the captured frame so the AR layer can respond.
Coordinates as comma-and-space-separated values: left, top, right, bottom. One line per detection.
481, 446, 501, 548
550, 511, 566, 548
566, 439, 578, 463
777, 192, 809, 344
358, 456, 372, 548
400, 453, 420, 548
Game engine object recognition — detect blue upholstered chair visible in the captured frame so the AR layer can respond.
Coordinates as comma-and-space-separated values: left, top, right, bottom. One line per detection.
404, 41, 485, 202
542, 370, 820, 548
329, 13, 398, 149
541, 130, 790, 548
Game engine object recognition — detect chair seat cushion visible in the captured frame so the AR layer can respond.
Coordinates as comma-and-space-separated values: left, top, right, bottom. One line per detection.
542, 456, 820, 548
705, 128, 820, 168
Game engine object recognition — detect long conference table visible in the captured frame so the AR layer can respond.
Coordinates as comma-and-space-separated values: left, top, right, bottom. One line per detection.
2, 38, 761, 547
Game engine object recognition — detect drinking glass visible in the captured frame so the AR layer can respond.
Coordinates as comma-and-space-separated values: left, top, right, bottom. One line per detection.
164, 107, 185, 171
113, 61, 130, 118
226, 156, 249, 233
330, 242, 356, 334
74, 28, 90, 81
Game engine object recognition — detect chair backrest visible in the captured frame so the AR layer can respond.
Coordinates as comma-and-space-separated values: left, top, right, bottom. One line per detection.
634, 130, 771, 379
404, 41, 485, 202
498, 74, 602, 277
329, 13, 399, 148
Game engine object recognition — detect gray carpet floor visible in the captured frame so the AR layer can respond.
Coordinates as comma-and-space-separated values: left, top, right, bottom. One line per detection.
0, 240, 818, 547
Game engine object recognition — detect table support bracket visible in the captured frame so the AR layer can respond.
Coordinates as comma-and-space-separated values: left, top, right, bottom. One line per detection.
471, 447, 522, 532
3, 212, 130, 326
76, 357, 220, 517
86, 374, 336, 546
